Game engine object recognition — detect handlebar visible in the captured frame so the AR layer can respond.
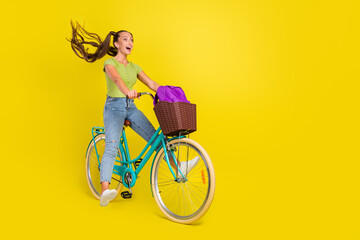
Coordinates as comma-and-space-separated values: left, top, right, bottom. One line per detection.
126, 92, 154, 100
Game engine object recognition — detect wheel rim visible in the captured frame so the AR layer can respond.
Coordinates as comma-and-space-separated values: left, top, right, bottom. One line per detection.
154, 141, 212, 220
86, 134, 123, 199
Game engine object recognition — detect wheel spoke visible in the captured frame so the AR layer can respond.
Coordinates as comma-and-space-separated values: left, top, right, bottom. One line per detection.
86, 134, 123, 199
153, 139, 215, 223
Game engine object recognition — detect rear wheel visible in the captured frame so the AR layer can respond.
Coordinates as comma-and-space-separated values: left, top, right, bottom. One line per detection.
85, 133, 123, 199
151, 138, 215, 224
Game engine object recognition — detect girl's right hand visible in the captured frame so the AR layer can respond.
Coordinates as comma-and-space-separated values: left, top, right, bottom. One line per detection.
127, 90, 139, 99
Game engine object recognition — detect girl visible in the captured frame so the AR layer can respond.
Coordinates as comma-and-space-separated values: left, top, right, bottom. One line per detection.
68, 21, 199, 207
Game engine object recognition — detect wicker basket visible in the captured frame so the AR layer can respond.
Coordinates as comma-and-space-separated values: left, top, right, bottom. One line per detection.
154, 101, 197, 136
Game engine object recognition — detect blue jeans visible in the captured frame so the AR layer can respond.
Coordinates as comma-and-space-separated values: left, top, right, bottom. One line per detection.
100, 96, 157, 183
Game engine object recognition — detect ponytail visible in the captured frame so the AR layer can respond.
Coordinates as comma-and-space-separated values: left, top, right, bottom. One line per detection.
67, 20, 131, 63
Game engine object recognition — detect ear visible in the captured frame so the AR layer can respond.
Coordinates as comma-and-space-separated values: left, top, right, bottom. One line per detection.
114, 42, 119, 49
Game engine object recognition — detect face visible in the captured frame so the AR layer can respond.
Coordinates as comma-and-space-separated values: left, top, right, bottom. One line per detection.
114, 32, 134, 55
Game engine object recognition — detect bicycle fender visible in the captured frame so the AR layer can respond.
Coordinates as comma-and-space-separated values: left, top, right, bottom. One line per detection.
85, 129, 105, 159
85, 135, 100, 159
168, 135, 187, 142
85, 138, 93, 159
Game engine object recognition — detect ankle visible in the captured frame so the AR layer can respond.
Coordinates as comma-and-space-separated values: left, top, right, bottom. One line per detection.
101, 182, 110, 194
101, 189, 108, 195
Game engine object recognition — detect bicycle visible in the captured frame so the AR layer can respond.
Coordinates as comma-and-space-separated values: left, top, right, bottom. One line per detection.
85, 92, 215, 224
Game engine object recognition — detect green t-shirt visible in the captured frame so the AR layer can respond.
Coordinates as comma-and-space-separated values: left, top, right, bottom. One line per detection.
103, 57, 143, 97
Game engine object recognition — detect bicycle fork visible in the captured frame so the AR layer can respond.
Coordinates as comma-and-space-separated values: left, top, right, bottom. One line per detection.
162, 137, 187, 182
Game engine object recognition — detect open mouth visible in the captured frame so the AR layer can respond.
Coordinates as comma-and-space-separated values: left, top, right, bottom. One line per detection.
126, 46, 132, 51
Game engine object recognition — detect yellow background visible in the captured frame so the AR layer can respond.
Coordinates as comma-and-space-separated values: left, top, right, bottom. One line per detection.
1, 0, 359, 239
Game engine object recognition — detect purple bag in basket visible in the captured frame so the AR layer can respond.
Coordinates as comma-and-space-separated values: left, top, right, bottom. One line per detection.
153, 85, 190, 106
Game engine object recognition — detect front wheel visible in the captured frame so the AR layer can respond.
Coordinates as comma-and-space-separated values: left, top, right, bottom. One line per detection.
151, 138, 215, 224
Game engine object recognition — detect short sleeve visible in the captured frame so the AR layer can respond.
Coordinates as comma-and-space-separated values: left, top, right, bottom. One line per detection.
103, 58, 116, 72
134, 63, 143, 75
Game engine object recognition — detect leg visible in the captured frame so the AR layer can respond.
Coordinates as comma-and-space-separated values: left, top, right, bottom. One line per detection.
126, 102, 181, 168
126, 101, 156, 142
101, 182, 110, 194
100, 99, 126, 194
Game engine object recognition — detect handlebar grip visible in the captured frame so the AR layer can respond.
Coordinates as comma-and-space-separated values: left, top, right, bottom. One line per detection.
126, 92, 142, 99
126, 92, 154, 100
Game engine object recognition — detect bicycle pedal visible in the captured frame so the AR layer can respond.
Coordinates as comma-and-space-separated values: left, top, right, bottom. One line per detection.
120, 191, 132, 199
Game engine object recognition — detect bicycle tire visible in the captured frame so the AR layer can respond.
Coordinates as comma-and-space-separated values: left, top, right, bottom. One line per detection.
151, 138, 215, 224
85, 133, 123, 199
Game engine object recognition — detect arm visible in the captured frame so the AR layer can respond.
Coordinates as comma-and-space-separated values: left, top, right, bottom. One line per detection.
137, 70, 160, 92
104, 64, 138, 98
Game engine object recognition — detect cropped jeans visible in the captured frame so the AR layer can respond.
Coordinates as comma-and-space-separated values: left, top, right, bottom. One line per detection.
100, 95, 157, 183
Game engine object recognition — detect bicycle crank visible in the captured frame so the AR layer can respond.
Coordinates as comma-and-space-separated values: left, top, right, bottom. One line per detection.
121, 172, 134, 199
121, 168, 137, 189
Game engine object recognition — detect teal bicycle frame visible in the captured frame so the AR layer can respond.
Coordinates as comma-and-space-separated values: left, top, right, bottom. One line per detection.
89, 125, 187, 190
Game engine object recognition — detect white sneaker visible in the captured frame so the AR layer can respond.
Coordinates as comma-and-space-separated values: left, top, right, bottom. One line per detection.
100, 189, 117, 207
177, 156, 200, 177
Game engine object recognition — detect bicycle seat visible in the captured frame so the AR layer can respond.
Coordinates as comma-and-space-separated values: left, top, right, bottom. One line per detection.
124, 119, 131, 127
